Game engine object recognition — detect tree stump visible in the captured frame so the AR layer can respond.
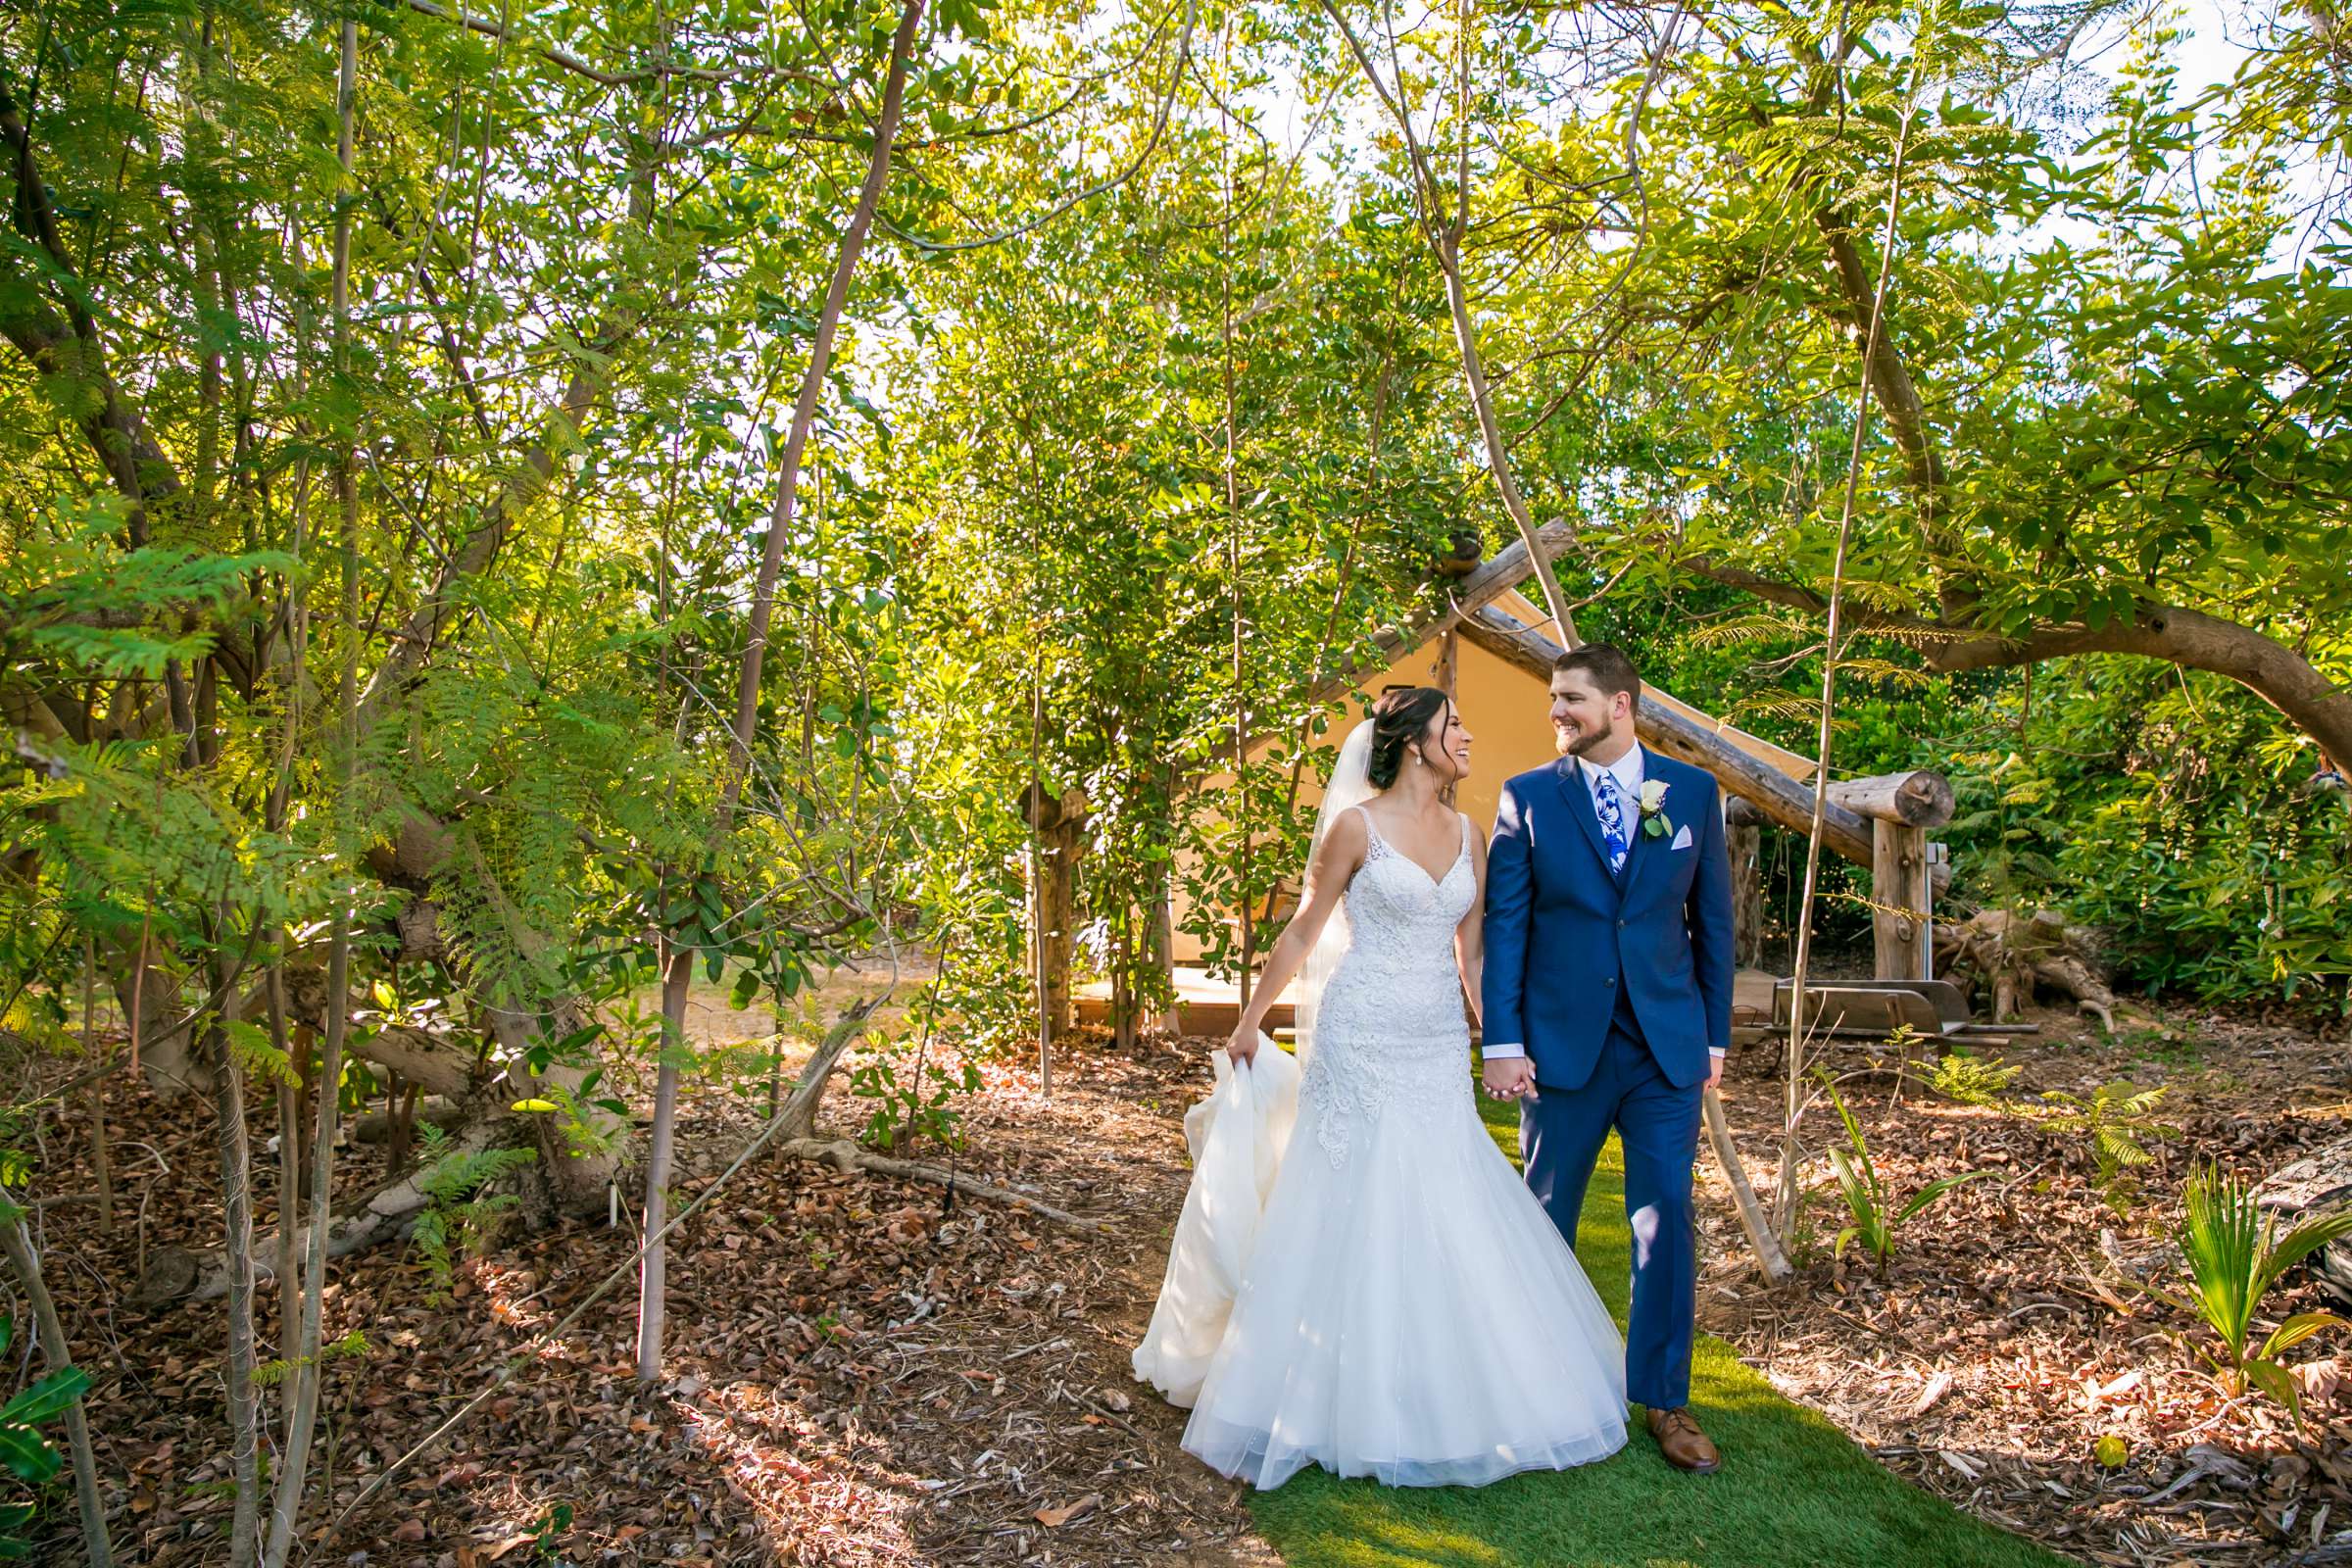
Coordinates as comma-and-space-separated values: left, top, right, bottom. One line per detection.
1934, 907, 2127, 1030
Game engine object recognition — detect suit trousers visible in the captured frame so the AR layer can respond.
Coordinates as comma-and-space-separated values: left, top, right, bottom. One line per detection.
1520, 1023, 1702, 1410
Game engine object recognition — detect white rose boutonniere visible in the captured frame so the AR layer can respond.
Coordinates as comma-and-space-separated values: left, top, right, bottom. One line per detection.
1636, 779, 1673, 839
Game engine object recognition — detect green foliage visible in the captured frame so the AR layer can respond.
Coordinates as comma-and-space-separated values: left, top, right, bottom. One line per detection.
1926, 1053, 2179, 1213
2035, 1082, 2179, 1214
1941, 661, 2352, 1014
848, 1039, 982, 1153
1818, 1074, 1993, 1278
2160, 1163, 2352, 1423
529, 1501, 575, 1565
409, 1127, 538, 1300
0, 1315, 90, 1559
1928, 1051, 2023, 1108
252, 1330, 369, 1392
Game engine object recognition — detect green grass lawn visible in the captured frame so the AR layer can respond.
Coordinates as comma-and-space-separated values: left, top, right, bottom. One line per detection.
1243, 1083, 2076, 1568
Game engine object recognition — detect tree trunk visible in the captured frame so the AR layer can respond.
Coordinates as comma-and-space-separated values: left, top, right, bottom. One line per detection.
81, 943, 114, 1235
110, 949, 211, 1099
1038, 811, 1083, 1039
721, 0, 927, 798
1111, 910, 1136, 1054
265, 28, 361, 1553
214, 1030, 263, 1566
1930, 604, 2352, 773
1151, 878, 1182, 1035
635, 945, 694, 1384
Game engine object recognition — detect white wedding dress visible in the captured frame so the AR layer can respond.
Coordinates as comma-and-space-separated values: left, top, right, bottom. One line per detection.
1135, 805, 1628, 1490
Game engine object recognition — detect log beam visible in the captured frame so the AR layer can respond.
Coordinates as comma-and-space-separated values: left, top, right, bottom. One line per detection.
1833, 770, 1954, 827
1727, 786, 1952, 898
1296, 523, 1579, 712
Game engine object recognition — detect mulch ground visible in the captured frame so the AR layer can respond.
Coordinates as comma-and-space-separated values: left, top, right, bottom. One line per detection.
1701, 1001, 2352, 1567
23, 1023, 1270, 1567
17, 986, 2352, 1567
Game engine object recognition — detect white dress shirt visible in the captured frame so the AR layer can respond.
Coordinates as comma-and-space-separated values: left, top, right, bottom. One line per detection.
1483, 746, 1726, 1062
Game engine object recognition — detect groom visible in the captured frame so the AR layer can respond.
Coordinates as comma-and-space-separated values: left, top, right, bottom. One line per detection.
1481, 644, 1735, 1474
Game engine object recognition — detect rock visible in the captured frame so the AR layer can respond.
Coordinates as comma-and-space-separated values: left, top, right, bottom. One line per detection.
2255, 1135, 2352, 1307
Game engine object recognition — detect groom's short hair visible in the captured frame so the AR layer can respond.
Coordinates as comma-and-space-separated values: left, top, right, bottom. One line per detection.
1552, 644, 1642, 710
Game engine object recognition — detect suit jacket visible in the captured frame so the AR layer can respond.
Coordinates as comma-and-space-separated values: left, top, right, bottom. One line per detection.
1482, 747, 1735, 1092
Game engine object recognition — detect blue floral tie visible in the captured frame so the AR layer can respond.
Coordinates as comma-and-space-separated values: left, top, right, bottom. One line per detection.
1594, 771, 1629, 875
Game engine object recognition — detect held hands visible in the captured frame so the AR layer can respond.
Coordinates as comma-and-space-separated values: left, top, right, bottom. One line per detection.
1481, 1056, 1537, 1102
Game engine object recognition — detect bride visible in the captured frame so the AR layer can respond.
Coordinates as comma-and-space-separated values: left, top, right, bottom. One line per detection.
1134, 687, 1627, 1490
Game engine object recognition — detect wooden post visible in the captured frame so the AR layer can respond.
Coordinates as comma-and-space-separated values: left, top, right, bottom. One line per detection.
1435, 626, 1459, 701
1729, 811, 1764, 969
1923, 841, 1947, 977
1871, 818, 1933, 981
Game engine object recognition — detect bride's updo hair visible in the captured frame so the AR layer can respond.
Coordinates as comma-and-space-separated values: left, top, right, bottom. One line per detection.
1365, 687, 1451, 789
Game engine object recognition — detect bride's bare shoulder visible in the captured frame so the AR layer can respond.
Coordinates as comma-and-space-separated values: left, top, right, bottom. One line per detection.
1314, 803, 1373, 864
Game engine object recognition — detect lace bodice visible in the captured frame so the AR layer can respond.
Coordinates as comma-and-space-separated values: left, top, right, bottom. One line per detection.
1298, 808, 1477, 1167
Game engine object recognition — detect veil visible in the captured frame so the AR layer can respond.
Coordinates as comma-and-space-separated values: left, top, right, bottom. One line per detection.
1292, 720, 1379, 1065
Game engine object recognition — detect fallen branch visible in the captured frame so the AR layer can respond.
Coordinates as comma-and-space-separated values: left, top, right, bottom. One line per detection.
129, 1111, 514, 1305
1935, 907, 2131, 1031
1702, 1088, 1793, 1283
780, 1138, 1101, 1230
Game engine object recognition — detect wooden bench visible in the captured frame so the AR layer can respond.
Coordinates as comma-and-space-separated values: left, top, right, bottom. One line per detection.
1732, 977, 2040, 1057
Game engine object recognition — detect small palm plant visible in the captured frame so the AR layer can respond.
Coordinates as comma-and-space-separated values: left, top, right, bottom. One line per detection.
2163, 1161, 2352, 1422
1819, 1075, 1992, 1279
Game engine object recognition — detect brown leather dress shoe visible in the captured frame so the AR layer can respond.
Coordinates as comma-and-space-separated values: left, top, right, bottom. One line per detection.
1645, 1406, 1722, 1473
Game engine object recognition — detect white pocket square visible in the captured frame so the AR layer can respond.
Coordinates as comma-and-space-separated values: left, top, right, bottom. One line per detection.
1671, 825, 1693, 851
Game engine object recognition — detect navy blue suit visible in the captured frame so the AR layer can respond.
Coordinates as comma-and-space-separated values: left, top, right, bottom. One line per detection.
1483, 746, 1735, 1411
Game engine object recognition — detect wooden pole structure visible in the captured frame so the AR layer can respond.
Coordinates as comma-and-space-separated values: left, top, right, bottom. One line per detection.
1871, 819, 1934, 981
1729, 776, 1948, 981
1727, 802, 1765, 969
1835, 770, 1955, 827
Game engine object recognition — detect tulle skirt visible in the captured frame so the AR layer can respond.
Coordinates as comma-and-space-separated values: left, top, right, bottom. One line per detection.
1155, 1063, 1628, 1491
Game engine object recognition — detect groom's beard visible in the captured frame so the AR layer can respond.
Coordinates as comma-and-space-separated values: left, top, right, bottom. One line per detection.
1558, 714, 1616, 759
